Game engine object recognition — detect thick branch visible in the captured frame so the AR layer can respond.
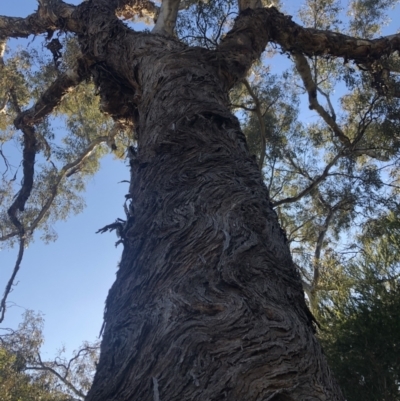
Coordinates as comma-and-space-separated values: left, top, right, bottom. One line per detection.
0, 0, 78, 38
269, 13, 400, 63
218, 7, 400, 87
8, 90, 37, 233
16, 59, 89, 128
5, 57, 88, 236
152, 0, 180, 36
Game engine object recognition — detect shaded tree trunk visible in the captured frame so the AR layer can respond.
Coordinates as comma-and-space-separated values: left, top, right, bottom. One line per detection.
85, 34, 343, 401
1, 2, 358, 399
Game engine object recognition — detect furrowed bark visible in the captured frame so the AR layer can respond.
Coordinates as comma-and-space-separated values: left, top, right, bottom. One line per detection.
238, 0, 262, 12
0, 0, 79, 38
7, 3, 389, 399
85, 29, 343, 401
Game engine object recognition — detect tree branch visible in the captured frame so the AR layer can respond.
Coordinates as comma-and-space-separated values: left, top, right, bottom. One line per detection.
0, 238, 25, 323
218, 7, 400, 87
16, 60, 89, 128
292, 51, 351, 146
8, 90, 37, 234
0, 37, 5, 65
243, 79, 267, 170
27, 364, 86, 399
0, 0, 78, 38
152, 0, 181, 36
4, 56, 88, 239
272, 153, 343, 207
0, 133, 114, 243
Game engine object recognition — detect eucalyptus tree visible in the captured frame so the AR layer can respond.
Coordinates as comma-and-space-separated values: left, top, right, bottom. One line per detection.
0, 310, 99, 400
238, 0, 400, 314
1, 0, 400, 400
318, 211, 400, 401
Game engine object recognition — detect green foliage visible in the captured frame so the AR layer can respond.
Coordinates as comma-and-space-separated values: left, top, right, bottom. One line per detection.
0, 312, 69, 401
0, 311, 99, 400
233, 0, 400, 320
0, 347, 69, 401
0, 37, 131, 249
348, 0, 399, 38
318, 213, 400, 401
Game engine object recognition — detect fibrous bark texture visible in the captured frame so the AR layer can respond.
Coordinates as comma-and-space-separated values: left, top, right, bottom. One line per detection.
8, 2, 394, 399
85, 32, 343, 401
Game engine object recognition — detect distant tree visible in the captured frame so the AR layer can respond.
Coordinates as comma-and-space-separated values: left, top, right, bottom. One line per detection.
0, 311, 99, 400
319, 212, 400, 401
1, 0, 400, 399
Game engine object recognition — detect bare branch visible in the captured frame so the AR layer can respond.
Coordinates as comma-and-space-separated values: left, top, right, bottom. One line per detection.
0, 238, 25, 323
0, 123, 122, 244
292, 52, 351, 146
273, 153, 343, 207
31, 134, 113, 232
231, 103, 256, 112
4, 57, 88, 240
292, 52, 394, 161
152, 0, 181, 36
26, 363, 86, 399
317, 88, 336, 122
243, 79, 267, 170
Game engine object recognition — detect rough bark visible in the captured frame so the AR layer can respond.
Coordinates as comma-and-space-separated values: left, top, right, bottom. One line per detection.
85, 32, 343, 401
6, 2, 400, 400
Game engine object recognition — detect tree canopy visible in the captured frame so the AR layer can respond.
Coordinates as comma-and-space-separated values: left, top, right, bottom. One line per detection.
0, 310, 99, 400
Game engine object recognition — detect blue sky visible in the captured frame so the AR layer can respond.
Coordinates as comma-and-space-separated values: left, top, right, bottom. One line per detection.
0, 0, 128, 357
1, 0, 400, 360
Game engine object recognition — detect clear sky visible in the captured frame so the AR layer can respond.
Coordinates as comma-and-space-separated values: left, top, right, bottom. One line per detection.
0, 0, 129, 358
1, 0, 400, 361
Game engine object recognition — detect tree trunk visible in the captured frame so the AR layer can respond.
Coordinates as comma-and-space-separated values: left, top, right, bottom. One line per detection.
85, 34, 343, 401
